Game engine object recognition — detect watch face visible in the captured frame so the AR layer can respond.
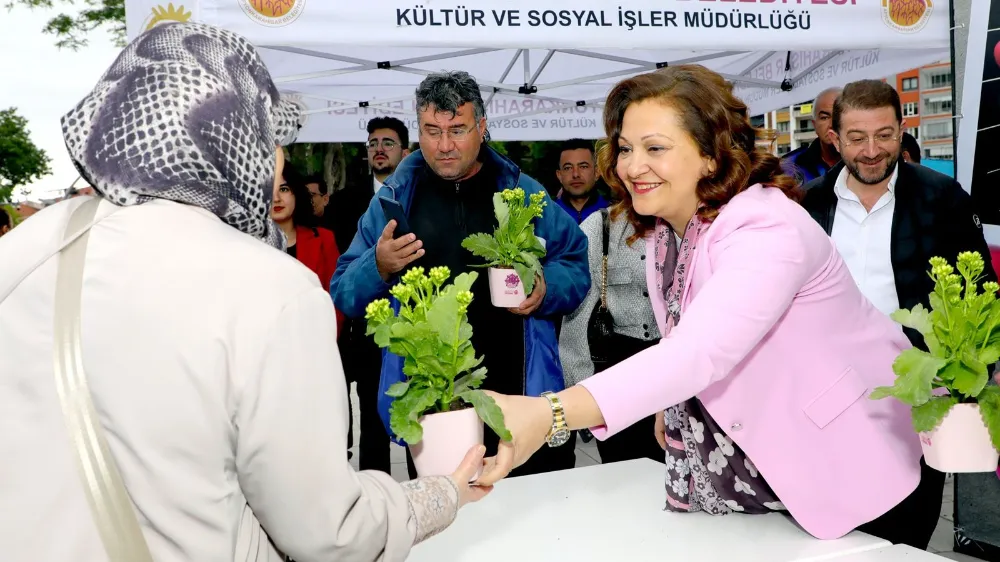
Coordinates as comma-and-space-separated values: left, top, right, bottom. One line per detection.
548, 428, 572, 447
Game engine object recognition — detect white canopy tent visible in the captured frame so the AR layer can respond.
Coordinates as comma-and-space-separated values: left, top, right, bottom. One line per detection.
123, 0, 951, 142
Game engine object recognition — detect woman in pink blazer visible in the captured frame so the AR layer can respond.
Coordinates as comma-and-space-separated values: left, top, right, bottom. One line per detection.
477, 66, 938, 547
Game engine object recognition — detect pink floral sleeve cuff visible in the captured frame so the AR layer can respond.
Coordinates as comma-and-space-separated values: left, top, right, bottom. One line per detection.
400, 475, 460, 544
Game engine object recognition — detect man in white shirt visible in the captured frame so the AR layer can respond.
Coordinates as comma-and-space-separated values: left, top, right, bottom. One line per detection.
803, 79, 994, 334
802, 78, 996, 553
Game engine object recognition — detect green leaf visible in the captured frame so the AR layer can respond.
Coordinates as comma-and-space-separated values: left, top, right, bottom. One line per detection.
373, 323, 392, 348
459, 388, 512, 441
956, 351, 990, 398
388, 386, 441, 444
452, 272, 478, 292
888, 348, 947, 406
386, 381, 410, 398
462, 233, 504, 263
891, 304, 934, 336
911, 395, 958, 433
454, 367, 488, 395
426, 288, 461, 342
457, 345, 483, 374
519, 250, 544, 278
869, 386, 896, 400
493, 192, 510, 230
980, 345, 1000, 366
514, 261, 535, 295
977, 386, 1000, 452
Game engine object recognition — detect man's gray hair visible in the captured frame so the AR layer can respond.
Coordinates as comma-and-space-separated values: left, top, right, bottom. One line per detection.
415, 71, 488, 124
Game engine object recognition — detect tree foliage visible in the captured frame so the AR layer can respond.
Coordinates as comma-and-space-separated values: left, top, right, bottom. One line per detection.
0, 108, 52, 203
8, 0, 126, 50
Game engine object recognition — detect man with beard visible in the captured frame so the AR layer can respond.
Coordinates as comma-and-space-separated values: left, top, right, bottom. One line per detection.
782, 87, 842, 185
331, 71, 588, 478
327, 116, 410, 474
803, 79, 995, 332
801, 81, 993, 549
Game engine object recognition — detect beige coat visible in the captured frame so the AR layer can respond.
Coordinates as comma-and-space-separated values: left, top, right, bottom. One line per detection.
0, 197, 457, 561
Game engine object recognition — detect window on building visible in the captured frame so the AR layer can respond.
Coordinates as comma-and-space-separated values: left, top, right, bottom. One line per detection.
777, 144, 791, 156
923, 121, 953, 140
902, 77, 918, 92
906, 127, 919, 140
923, 97, 953, 116
797, 119, 813, 132
928, 73, 952, 89
777, 121, 790, 133
925, 146, 954, 160
902, 102, 919, 117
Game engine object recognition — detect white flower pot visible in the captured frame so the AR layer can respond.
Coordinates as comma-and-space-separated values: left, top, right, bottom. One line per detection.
409, 407, 484, 478
919, 403, 999, 473
488, 267, 525, 308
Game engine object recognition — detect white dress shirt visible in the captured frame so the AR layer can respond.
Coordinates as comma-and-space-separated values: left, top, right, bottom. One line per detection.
374, 175, 384, 193
830, 164, 900, 318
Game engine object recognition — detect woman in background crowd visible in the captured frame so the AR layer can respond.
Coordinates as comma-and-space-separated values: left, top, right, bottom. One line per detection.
0, 22, 489, 562
558, 205, 663, 464
272, 159, 344, 333
479, 65, 941, 549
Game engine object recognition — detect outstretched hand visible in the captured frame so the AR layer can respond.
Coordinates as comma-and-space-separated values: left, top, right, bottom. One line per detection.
474, 391, 552, 486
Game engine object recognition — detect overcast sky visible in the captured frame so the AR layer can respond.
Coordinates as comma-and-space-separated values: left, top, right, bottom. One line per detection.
1, 8, 121, 201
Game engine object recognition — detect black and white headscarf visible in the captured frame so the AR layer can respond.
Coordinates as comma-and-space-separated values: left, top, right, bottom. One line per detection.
61, 21, 303, 249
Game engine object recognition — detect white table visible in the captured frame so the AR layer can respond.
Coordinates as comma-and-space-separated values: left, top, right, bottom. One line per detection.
408, 459, 891, 562
822, 545, 951, 560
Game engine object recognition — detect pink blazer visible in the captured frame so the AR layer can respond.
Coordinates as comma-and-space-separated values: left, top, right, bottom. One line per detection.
579, 184, 923, 540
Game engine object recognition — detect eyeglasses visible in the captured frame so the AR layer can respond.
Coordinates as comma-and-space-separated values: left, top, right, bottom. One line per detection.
421, 127, 472, 142
840, 132, 902, 149
367, 139, 398, 150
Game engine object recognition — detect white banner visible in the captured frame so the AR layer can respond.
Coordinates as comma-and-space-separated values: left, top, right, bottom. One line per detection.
124, 0, 951, 142
128, 0, 949, 51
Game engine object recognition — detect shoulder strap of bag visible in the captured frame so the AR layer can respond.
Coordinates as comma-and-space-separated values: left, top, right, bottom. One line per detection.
599, 207, 610, 310
53, 198, 155, 562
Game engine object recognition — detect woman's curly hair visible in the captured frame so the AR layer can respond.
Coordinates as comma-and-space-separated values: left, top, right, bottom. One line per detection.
597, 65, 802, 243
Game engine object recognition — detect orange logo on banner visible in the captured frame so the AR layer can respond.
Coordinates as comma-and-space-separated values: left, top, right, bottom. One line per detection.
239, 0, 306, 26
143, 3, 193, 30
881, 0, 933, 33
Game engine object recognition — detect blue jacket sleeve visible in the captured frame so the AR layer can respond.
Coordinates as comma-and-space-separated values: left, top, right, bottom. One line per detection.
329, 197, 392, 319
531, 181, 591, 317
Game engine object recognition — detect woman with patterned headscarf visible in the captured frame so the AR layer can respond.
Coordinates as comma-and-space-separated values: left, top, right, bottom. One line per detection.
0, 22, 488, 562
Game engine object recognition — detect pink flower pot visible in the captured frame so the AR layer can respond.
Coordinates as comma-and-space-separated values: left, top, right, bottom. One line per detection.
409, 407, 484, 478
920, 403, 1000, 473
488, 267, 524, 308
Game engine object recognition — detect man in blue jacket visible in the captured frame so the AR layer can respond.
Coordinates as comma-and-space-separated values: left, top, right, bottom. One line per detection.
331, 71, 590, 477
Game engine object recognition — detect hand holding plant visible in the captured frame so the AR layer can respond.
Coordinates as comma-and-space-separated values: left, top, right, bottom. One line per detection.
462, 188, 547, 294
365, 266, 512, 444
871, 251, 1000, 451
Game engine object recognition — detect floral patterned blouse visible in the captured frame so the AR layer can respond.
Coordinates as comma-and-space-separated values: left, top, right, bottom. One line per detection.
654, 215, 786, 515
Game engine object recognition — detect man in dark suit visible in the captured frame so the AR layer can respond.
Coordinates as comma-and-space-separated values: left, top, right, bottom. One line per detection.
327, 116, 410, 473
801, 79, 995, 550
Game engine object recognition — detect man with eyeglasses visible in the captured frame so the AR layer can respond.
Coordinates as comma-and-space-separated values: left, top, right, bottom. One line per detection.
801, 79, 994, 550
331, 71, 589, 478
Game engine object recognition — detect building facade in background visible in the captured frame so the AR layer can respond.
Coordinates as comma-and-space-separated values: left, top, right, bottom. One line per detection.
754, 61, 955, 163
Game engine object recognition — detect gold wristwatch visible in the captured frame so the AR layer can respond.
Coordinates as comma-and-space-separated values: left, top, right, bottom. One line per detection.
541, 391, 571, 447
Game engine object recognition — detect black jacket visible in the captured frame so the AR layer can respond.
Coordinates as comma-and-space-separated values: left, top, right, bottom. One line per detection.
324, 174, 378, 255
801, 162, 996, 348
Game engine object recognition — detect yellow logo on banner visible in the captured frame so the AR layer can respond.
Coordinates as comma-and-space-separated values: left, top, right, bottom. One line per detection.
881, 0, 933, 33
238, 0, 306, 27
143, 3, 193, 30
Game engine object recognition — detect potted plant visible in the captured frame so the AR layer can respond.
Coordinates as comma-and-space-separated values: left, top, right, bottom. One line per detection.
871, 251, 1000, 473
461, 187, 547, 308
365, 266, 511, 477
